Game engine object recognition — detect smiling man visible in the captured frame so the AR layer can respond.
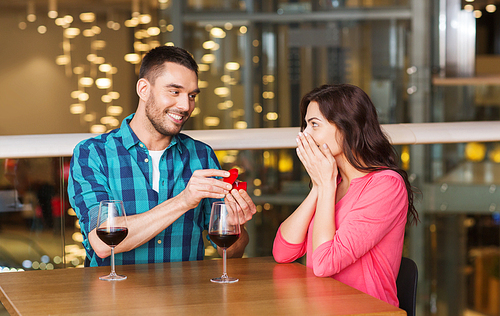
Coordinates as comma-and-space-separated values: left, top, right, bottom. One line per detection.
68, 46, 256, 267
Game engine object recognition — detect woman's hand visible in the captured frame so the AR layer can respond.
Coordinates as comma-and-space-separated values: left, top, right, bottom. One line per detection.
296, 132, 338, 188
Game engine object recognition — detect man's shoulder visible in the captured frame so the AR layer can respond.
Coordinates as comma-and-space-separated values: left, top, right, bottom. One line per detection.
177, 133, 212, 150
75, 129, 121, 151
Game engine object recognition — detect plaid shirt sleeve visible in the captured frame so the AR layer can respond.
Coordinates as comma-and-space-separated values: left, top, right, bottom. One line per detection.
68, 138, 113, 261
203, 148, 223, 248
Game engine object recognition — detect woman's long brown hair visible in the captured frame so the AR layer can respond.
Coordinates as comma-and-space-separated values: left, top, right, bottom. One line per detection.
300, 84, 419, 225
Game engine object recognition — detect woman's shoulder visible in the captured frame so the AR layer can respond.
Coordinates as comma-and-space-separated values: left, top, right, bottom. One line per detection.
373, 168, 403, 179
357, 169, 404, 186
352, 169, 407, 202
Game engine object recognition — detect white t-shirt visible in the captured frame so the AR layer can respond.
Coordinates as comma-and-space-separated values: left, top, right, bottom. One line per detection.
149, 149, 166, 192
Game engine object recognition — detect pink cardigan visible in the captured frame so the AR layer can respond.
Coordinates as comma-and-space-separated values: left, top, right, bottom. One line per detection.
273, 170, 408, 307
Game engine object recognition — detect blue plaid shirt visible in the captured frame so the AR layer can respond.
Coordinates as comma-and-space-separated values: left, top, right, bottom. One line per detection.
68, 114, 221, 266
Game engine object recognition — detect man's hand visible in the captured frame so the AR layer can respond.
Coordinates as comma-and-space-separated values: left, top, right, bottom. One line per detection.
225, 189, 256, 225
222, 227, 249, 258
181, 169, 233, 210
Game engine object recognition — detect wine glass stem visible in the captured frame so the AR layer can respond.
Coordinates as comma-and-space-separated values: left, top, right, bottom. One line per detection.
222, 248, 228, 279
110, 247, 116, 275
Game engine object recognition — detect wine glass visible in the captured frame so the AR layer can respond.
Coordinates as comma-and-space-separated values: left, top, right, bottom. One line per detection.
96, 200, 128, 281
208, 201, 241, 283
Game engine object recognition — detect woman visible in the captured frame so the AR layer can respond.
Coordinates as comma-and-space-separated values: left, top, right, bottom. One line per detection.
272, 84, 418, 307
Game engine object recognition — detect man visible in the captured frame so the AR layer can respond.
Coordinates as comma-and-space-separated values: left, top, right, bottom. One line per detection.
68, 46, 256, 266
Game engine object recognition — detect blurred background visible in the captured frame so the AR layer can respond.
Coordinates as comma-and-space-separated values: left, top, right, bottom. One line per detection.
1, 0, 500, 315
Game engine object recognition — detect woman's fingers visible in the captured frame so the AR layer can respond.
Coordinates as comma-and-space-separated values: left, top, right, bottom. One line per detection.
296, 136, 312, 171
299, 132, 326, 159
320, 143, 335, 164
296, 132, 338, 186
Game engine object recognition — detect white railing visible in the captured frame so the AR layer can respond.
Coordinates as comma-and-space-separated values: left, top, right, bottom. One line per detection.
1, 121, 500, 158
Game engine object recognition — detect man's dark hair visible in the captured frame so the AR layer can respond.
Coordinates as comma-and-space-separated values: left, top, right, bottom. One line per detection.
139, 46, 198, 84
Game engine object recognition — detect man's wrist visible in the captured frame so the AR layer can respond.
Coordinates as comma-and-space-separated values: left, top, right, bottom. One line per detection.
174, 191, 195, 211
224, 227, 248, 258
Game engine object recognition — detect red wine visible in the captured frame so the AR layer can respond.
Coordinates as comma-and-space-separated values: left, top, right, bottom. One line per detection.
209, 233, 240, 248
97, 227, 128, 246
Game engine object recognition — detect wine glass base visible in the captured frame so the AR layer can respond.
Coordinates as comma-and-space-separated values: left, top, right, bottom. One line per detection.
210, 277, 239, 283
99, 274, 127, 281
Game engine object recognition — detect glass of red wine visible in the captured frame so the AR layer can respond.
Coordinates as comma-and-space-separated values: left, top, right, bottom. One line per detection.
96, 200, 128, 281
208, 201, 241, 283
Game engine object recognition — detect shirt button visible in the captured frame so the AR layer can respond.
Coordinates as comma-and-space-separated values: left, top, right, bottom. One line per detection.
139, 143, 144, 148
145, 158, 149, 163
158, 240, 162, 244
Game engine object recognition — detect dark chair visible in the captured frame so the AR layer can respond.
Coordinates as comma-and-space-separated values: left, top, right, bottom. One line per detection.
396, 257, 418, 316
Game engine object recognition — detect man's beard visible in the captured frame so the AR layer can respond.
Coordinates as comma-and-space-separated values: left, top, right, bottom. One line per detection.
145, 93, 189, 137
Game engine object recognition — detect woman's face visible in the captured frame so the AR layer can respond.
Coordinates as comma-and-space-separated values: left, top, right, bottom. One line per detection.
303, 101, 343, 158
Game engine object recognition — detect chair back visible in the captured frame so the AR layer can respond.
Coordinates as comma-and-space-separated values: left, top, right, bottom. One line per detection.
396, 257, 418, 316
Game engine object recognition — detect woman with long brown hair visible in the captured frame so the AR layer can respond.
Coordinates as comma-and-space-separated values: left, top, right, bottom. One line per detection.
273, 84, 418, 307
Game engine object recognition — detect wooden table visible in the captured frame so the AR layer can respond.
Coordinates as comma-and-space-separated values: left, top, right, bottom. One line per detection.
0, 257, 405, 316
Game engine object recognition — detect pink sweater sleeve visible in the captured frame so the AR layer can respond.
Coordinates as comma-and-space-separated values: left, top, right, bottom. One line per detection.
311, 173, 407, 277
272, 226, 307, 263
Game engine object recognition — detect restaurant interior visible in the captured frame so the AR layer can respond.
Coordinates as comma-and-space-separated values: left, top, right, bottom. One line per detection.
1, 0, 500, 315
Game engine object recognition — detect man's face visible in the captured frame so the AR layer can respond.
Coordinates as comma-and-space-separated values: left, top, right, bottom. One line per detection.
145, 62, 199, 137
